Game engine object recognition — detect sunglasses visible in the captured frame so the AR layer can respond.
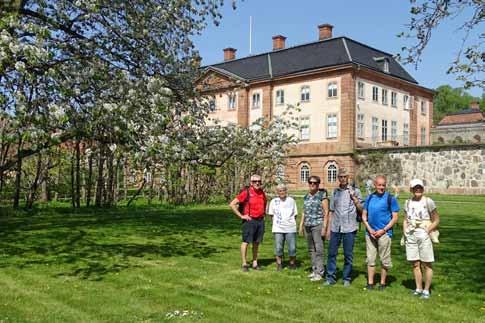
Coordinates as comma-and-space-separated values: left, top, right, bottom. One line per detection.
338, 175, 348, 178
308, 181, 319, 185
251, 180, 262, 183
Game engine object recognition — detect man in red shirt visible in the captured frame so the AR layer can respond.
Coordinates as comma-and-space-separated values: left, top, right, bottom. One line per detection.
229, 174, 267, 272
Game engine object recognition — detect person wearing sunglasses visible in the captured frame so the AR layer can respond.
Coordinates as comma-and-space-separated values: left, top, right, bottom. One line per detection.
298, 176, 329, 281
229, 174, 267, 272
325, 168, 363, 287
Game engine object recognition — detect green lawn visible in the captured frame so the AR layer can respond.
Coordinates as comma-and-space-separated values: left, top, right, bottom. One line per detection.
0, 197, 484, 323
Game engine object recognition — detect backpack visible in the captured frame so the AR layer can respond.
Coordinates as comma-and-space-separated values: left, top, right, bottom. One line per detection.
238, 186, 250, 215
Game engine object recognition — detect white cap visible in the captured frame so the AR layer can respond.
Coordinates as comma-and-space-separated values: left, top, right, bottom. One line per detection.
409, 179, 424, 188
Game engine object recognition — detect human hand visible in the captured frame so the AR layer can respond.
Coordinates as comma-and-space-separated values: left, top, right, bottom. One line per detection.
298, 226, 304, 236
374, 229, 386, 238
241, 214, 251, 221
325, 231, 330, 241
367, 228, 377, 238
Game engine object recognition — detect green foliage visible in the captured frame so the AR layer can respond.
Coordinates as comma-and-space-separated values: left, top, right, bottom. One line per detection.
433, 85, 484, 124
0, 199, 484, 322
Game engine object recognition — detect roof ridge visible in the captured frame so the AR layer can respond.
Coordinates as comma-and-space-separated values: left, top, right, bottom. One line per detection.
342, 36, 396, 58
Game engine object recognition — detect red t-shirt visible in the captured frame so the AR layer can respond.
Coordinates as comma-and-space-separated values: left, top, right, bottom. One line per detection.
237, 186, 267, 218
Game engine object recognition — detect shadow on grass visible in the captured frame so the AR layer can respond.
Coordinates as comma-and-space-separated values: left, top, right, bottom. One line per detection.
0, 204, 237, 280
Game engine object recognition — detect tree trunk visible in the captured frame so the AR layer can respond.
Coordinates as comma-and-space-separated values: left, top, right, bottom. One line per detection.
70, 146, 76, 208
86, 152, 93, 207
95, 145, 105, 207
123, 160, 128, 201
127, 178, 146, 207
13, 136, 23, 209
26, 153, 43, 209
75, 140, 81, 208
106, 150, 114, 206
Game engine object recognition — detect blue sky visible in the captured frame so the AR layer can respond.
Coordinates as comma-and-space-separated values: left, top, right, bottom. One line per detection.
193, 0, 483, 97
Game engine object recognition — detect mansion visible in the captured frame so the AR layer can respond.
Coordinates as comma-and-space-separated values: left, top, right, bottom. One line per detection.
198, 24, 434, 189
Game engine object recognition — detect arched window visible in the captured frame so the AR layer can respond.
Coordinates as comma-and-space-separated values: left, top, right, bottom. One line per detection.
473, 135, 481, 143
327, 163, 338, 183
328, 82, 338, 98
300, 86, 310, 102
454, 136, 463, 143
300, 164, 310, 183
437, 137, 444, 144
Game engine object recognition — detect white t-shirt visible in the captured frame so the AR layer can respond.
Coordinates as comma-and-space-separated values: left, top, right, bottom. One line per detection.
405, 197, 436, 222
268, 196, 298, 233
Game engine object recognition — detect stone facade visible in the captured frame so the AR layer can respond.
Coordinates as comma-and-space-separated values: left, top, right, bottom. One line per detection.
357, 144, 485, 194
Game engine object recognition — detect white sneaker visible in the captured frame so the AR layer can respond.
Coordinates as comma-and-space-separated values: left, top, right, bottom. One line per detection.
307, 272, 316, 278
310, 274, 322, 282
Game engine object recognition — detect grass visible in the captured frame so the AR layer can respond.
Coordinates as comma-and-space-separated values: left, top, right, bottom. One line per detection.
0, 196, 484, 323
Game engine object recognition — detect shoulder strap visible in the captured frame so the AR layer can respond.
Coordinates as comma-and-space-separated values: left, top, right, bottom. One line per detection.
424, 196, 433, 214
387, 193, 392, 212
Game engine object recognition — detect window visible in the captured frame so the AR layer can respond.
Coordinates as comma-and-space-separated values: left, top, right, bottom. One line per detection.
381, 119, 388, 141
252, 93, 261, 109
328, 82, 338, 98
372, 117, 379, 143
403, 123, 409, 145
391, 121, 397, 141
382, 89, 388, 105
300, 116, 310, 140
327, 163, 337, 183
275, 89, 284, 106
421, 100, 427, 115
372, 86, 379, 102
403, 95, 409, 110
358, 81, 365, 99
300, 164, 310, 183
357, 114, 365, 138
421, 127, 426, 145
301, 86, 310, 102
209, 98, 216, 112
327, 114, 338, 139
228, 93, 237, 110
383, 60, 389, 73
391, 92, 397, 107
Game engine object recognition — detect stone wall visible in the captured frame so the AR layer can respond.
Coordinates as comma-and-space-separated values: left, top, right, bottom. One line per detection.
357, 144, 485, 194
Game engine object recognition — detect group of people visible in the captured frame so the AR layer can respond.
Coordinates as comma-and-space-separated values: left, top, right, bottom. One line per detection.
229, 172, 440, 299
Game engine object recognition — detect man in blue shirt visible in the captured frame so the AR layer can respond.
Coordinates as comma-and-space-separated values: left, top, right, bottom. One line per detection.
362, 175, 399, 291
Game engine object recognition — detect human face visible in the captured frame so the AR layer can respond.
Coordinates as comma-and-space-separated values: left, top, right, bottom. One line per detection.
251, 178, 262, 190
374, 178, 386, 194
308, 179, 319, 192
277, 189, 287, 199
338, 175, 349, 187
411, 185, 424, 199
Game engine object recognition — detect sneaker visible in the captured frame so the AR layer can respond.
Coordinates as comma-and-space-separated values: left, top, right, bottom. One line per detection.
365, 283, 374, 290
307, 272, 316, 278
421, 291, 430, 299
343, 280, 351, 287
324, 280, 335, 286
413, 289, 423, 296
242, 265, 249, 272
252, 264, 261, 270
378, 284, 386, 291
276, 264, 283, 272
310, 274, 323, 282
288, 263, 297, 270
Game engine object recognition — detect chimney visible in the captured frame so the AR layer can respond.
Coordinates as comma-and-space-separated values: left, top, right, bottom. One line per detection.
318, 23, 333, 40
223, 47, 236, 61
470, 100, 480, 110
272, 35, 287, 50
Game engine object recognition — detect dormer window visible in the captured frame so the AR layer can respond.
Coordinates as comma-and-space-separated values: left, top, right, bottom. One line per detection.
374, 56, 390, 73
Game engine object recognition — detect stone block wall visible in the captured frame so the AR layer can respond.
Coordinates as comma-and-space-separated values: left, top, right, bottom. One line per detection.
357, 144, 485, 194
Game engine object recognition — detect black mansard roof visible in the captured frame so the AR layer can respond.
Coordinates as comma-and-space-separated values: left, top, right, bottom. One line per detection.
206, 37, 417, 84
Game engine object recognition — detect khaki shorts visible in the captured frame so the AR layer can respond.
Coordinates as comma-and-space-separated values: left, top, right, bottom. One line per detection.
366, 234, 392, 268
405, 229, 434, 263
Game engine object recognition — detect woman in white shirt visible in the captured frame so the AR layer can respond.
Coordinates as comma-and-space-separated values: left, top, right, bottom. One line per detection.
268, 184, 298, 271
403, 179, 440, 299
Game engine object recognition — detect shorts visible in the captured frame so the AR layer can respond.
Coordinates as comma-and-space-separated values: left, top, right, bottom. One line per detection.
405, 229, 434, 263
273, 232, 297, 257
242, 217, 265, 244
366, 234, 392, 268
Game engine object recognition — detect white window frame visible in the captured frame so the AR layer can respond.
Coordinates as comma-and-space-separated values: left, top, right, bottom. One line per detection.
372, 86, 379, 102
391, 92, 397, 107
372, 117, 379, 143
358, 81, 365, 100
382, 89, 388, 105
275, 89, 285, 106
300, 164, 310, 183
228, 93, 237, 110
327, 163, 338, 183
383, 60, 390, 73
381, 119, 388, 141
403, 123, 409, 145
403, 95, 410, 110
328, 82, 338, 98
299, 116, 310, 141
357, 113, 365, 139
421, 127, 427, 145
391, 121, 397, 141
327, 114, 338, 139
300, 86, 310, 102
421, 100, 427, 115
252, 92, 261, 109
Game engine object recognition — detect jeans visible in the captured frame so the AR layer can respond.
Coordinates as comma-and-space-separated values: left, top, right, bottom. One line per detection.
274, 232, 297, 257
326, 230, 357, 283
305, 224, 325, 275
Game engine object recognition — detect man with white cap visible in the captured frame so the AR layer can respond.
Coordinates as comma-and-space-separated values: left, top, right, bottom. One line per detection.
403, 179, 440, 299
